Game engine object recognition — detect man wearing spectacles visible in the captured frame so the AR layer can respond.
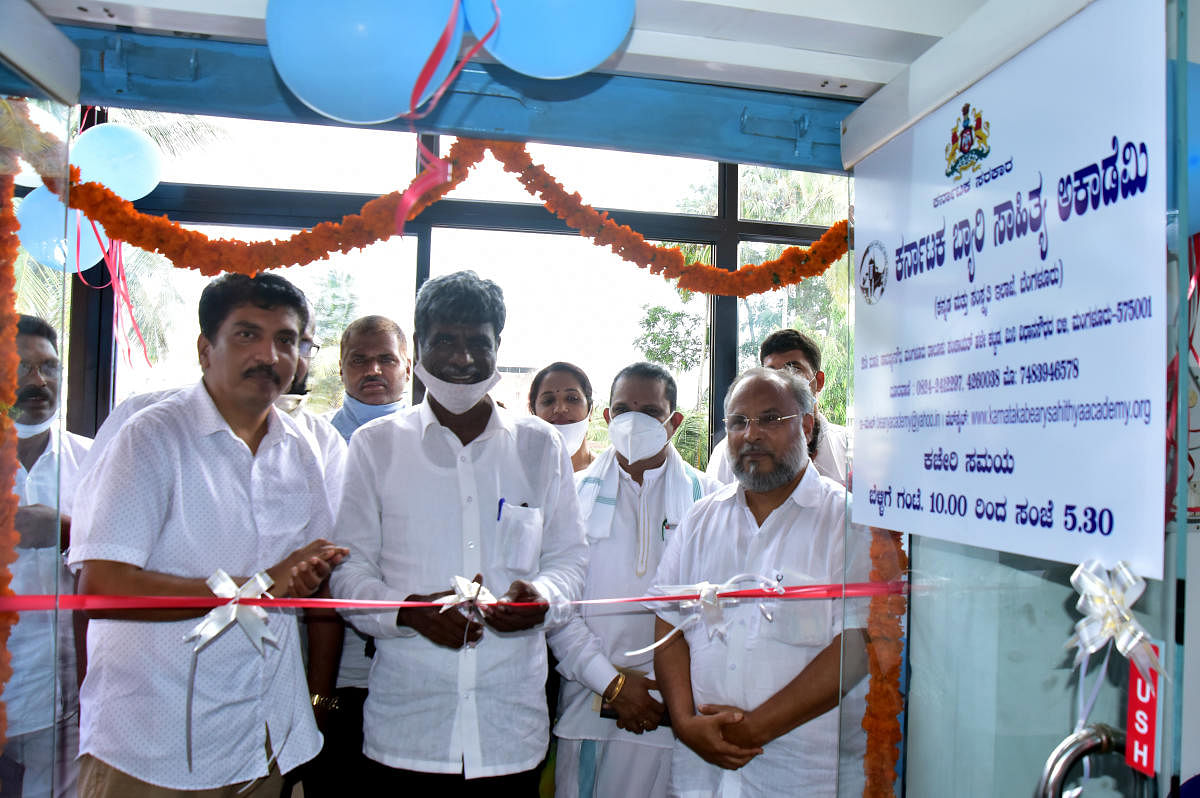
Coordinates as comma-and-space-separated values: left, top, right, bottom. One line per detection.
1, 315, 92, 798
707, 329, 848, 487
652, 367, 869, 798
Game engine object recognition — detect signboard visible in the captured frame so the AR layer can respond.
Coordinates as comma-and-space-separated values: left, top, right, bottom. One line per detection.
1126, 644, 1161, 778
851, 0, 1165, 577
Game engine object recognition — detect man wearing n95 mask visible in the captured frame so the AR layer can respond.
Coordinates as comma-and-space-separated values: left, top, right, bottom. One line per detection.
550, 362, 720, 798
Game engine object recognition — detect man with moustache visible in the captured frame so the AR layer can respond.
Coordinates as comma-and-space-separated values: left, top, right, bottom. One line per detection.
331, 270, 587, 791
550, 362, 719, 798
327, 315, 410, 443
1, 315, 92, 798
70, 273, 347, 797
652, 367, 869, 798
305, 314, 410, 797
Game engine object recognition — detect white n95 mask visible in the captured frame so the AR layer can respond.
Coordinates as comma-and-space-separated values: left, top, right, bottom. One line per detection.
607, 411, 669, 464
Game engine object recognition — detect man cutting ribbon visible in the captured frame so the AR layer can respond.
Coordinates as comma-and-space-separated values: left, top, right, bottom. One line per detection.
69, 273, 347, 797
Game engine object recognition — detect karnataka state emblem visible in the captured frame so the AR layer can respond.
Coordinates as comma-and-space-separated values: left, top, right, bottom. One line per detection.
944, 102, 990, 180
857, 240, 888, 305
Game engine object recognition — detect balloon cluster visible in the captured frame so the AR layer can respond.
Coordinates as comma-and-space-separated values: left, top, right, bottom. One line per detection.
17, 123, 162, 271
265, 0, 636, 125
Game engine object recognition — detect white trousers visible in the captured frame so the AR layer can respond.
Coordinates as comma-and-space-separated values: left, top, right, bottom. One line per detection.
554, 738, 671, 798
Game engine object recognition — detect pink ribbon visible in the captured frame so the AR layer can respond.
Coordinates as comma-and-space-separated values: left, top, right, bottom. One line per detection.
0, 581, 905, 613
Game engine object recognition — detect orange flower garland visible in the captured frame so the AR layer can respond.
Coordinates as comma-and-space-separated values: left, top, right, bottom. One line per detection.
862, 529, 909, 796
0, 96, 849, 296
0, 166, 23, 749
485, 139, 849, 296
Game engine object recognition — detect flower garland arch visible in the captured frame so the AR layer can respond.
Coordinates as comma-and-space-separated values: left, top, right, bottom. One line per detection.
0, 99, 907, 797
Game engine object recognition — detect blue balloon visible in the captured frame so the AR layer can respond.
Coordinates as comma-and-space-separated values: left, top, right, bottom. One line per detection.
464, 0, 634, 80
70, 123, 163, 201
16, 187, 108, 272
266, 0, 464, 125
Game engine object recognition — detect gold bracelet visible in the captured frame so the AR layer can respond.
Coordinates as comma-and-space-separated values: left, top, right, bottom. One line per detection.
311, 693, 340, 712
604, 672, 627, 703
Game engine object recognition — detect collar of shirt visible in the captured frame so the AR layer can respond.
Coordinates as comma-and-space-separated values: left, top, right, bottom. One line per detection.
191, 381, 299, 452
731, 461, 825, 520
416, 397, 515, 445
615, 449, 672, 496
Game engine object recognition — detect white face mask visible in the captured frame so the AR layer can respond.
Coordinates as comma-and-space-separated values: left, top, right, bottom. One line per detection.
607, 410, 670, 464
415, 361, 501, 415
554, 418, 590, 454
13, 415, 55, 439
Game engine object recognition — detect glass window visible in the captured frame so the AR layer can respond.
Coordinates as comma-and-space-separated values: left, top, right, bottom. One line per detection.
115, 225, 417, 414
428, 228, 712, 467
108, 110, 418, 195
440, 140, 718, 216
738, 165, 848, 225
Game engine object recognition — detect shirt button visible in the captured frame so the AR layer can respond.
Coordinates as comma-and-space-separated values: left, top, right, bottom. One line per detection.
460, 455, 467, 463
729, 664, 737, 671
466, 496, 473, 504
467, 541, 475, 550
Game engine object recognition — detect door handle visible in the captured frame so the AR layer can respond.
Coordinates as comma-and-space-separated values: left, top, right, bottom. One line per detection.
1034, 723, 1124, 798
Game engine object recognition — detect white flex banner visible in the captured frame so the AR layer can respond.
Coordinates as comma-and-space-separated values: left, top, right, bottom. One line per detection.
851, 0, 1165, 577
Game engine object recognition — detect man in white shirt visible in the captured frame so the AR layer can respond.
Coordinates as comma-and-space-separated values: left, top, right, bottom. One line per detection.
330, 270, 588, 793
654, 367, 869, 798
1, 315, 92, 798
707, 329, 849, 486
69, 273, 347, 797
550, 362, 720, 798
327, 315, 410, 443
306, 314, 409, 798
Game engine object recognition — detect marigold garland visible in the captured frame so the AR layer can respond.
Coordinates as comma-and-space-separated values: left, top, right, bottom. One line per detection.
0, 164, 23, 749
862, 529, 909, 797
2, 101, 847, 295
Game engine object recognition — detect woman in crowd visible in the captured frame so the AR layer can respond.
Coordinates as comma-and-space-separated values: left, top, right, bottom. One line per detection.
528, 361, 596, 473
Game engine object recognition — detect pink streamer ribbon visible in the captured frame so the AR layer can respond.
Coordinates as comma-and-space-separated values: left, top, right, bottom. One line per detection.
0, 581, 905, 613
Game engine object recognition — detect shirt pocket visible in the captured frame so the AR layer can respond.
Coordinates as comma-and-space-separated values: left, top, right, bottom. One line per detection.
761, 600, 833, 647
496, 504, 544, 576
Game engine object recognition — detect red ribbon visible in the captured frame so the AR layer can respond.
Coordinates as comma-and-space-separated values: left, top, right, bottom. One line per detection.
0, 581, 906, 613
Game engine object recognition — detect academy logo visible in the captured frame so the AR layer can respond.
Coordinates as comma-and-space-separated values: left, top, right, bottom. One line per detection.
857, 241, 888, 305
945, 102, 991, 181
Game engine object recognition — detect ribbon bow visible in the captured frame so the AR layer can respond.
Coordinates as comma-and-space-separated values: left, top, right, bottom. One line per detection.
183, 570, 278, 771
1067, 560, 1163, 687
625, 573, 784, 657
434, 575, 498, 613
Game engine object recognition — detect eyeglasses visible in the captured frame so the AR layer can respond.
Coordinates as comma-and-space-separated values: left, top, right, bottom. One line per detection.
17, 361, 61, 379
299, 341, 320, 358
723, 413, 799, 433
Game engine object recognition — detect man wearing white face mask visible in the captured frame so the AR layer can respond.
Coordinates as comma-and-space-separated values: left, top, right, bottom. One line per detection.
330, 271, 587, 792
3, 315, 91, 798
550, 362, 720, 798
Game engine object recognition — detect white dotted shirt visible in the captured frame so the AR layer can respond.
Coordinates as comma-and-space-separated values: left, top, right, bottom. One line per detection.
68, 382, 330, 789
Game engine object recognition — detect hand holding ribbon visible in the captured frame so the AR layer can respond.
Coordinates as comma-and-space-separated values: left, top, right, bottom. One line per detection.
1067, 560, 1164, 687
399, 574, 486, 649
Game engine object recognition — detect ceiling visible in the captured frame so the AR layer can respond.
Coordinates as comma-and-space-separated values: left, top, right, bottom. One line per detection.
28, 0, 988, 102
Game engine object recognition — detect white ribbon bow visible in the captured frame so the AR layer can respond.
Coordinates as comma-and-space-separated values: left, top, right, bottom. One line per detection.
1067, 560, 1163, 687
434, 575, 498, 613
183, 570, 278, 771
625, 573, 783, 657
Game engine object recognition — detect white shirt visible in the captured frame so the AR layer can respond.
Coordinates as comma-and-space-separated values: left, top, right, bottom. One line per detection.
707, 414, 849, 487
549, 447, 719, 748
68, 382, 330, 789
652, 465, 869, 798
82, 389, 346, 514
6, 426, 91, 736
330, 400, 588, 778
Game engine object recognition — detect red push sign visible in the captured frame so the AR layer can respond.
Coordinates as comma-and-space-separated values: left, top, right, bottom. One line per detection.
1125, 644, 1160, 777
